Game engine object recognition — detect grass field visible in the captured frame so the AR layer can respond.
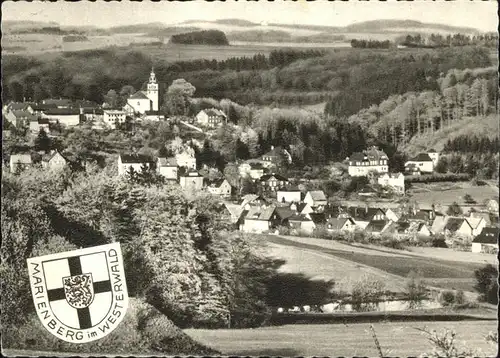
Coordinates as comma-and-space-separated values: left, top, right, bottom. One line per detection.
185, 320, 497, 356
264, 235, 491, 293
407, 181, 498, 207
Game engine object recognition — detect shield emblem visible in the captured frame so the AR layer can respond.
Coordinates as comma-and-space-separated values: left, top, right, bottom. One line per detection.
27, 243, 128, 343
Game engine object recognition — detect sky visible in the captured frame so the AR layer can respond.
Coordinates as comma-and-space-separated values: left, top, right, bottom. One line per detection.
2, 0, 498, 32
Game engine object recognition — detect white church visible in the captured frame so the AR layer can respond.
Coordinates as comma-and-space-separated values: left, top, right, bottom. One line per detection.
124, 68, 161, 118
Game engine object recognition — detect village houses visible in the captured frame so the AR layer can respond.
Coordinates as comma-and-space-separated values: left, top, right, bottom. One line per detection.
196, 108, 227, 128
239, 162, 265, 180
206, 178, 232, 197
347, 146, 389, 177
326, 217, 357, 233
103, 110, 127, 129
124, 69, 159, 115
9, 153, 32, 173
405, 152, 436, 174
117, 153, 154, 176
259, 173, 289, 191
156, 157, 178, 180
303, 190, 328, 208
42, 150, 68, 171
277, 187, 302, 203
41, 108, 81, 127
471, 227, 499, 254
260, 146, 292, 167
179, 170, 204, 192
377, 172, 405, 194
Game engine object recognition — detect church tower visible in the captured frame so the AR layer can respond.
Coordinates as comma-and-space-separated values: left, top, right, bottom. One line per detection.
146, 68, 159, 111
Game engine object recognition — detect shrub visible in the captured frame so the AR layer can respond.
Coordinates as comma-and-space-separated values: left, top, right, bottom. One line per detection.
439, 290, 457, 306
351, 276, 385, 306
417, 326, 481, 357
454, 290, 465, 305
406, 270, 427, 307
474, 264, 499, 304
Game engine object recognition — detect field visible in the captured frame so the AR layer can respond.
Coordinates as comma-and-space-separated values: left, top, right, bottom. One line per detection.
263, 235, 493, 293
407, 180, 498, 208
185, 320, 497, 356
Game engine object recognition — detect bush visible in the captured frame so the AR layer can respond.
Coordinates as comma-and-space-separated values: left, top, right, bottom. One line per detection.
406, 270, 427, 307
474, 264, 498, 304
454, 290, 465, 305
438, 290, 458, 306
2, 298, 218, 355
351, 276, 386, 307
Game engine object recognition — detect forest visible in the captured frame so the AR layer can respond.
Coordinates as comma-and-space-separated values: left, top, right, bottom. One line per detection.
399, 33, 498, 49
169, 30, 230, 46
2, 46, 492, 115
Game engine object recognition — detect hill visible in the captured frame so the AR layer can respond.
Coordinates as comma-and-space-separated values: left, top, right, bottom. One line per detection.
344, 19, 481, 34
2, 298, 219, 355
170, 29, 229, 45
404, 114, 499, 156
214, 18, 258, 27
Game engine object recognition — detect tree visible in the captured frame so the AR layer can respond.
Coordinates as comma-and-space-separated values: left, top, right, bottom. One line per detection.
463, 194, 476, 204
34, 129, 52, 153
406, 270, 427, 308
163, 79, 196, 116
446, 202, 463, 216
104, 89, 119, 108
474, 264, 498, 304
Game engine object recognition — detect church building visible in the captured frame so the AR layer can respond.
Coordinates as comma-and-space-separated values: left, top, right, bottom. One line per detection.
124, 68, 159, 115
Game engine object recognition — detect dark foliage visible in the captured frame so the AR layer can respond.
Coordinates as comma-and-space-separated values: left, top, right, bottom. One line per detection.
170, 30, 229, 46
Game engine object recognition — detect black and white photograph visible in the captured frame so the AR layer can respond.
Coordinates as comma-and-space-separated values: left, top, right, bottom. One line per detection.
1, 0, 498, 356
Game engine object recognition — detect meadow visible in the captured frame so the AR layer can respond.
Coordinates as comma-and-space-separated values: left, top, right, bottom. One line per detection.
185, 320, 497, 356
263, 235, 490, 293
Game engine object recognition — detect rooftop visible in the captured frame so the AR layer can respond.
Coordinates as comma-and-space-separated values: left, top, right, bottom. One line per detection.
129, 91, 151, 100
158, 157, 177, 167
472, 227, 499, 244
410, 153, 433, 162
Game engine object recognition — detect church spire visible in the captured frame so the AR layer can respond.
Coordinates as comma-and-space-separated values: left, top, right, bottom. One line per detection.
149, 67, 157, 84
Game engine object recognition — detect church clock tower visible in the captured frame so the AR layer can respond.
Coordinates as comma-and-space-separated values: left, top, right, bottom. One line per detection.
146, 68, 159, 111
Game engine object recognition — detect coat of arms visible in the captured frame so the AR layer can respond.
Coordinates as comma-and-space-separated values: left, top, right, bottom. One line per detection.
27, 243, 128, 343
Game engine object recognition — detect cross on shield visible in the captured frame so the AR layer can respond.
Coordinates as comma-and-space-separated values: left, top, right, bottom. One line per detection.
43, 252, 113, 330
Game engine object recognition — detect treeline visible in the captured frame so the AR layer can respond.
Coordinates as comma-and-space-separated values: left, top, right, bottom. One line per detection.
11, 26, 81, 35
169, 30, 229, 46
435, 152, 499, 179
400, 33, 498, 48
350, 39, 392, 49
443, 135, 499, 154
62, 35, 89, 42
167, 49, 326, 72
342, 66, 497, 149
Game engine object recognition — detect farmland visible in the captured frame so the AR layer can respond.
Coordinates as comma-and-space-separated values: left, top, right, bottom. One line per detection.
406, 180, 498, 208
185, 320, 497, 356
263, 235, 492, 293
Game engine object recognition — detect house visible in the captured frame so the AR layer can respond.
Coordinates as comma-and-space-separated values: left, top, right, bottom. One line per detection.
277, 187, 302, 203
395, 221, 432, 238
223, 203, 246, 225
347, 146, 389, 177
274, 206, 296, 224
365, 220, 391, 236
240, 194, 267, 209
405, 153, 434, 174
79, 108, 104, 123
239, 162, 266, 180
4, 102, 35, 113
259, 173, 289, 191
143, 111, 165, 121
103, 110, 127, 129
41, 108, 81, 126
157, 157, 178, 180
196, 108, 227, 128
377, 172, 405, 194
179, 170, 204, 192
261, 146, 292, 166
175, 150, 197, 170
206, 178, 232, 197
383, 208, 401, 222
465, 217, 487, 237
30, 118, 50, 134
289, 202, 314, 216
287, 214, 316, 235
326, 218, 356, 232
427, 149, 440, 168
303, 190, 328, 208
471, 227, 499, 253
41, 98, 72, 108
241, 205, 277, 233
4, 110, 37, 128
117, 153, 154, 176
444, 217, 474, 238
31, 103, 58, 114
9, 153, 32, 173
469, 212, 492, 227
341, 206, 387, 229
309, 213, 327, 226
42, 150, 68, 170
124, 69, 159, 114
